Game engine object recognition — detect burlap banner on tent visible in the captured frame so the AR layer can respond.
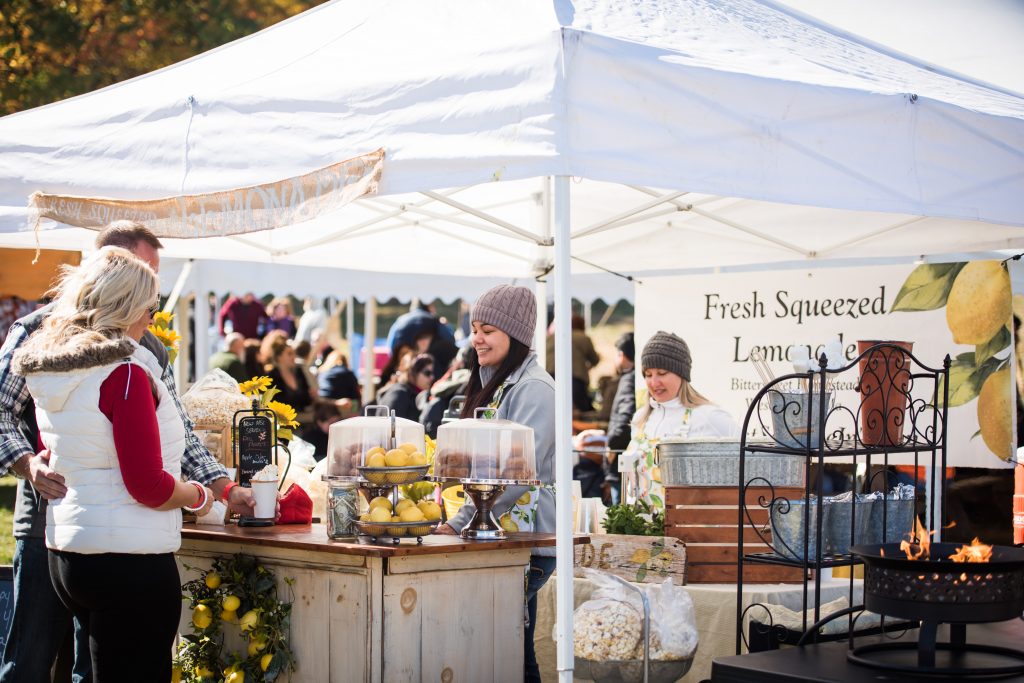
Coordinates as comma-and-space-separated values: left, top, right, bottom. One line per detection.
28, 148, 385, 238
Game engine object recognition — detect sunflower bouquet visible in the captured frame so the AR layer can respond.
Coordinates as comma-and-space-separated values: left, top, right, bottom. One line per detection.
239, 376, 300, 441
148, 310, 181, 364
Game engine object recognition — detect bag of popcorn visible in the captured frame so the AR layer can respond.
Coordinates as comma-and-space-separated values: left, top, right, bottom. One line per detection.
569, 569, 643, 661
567, 569, 699, 663
182, 368, 252, 427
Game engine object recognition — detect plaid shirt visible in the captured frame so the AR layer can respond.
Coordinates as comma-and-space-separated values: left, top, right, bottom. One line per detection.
0, 320, 228, 484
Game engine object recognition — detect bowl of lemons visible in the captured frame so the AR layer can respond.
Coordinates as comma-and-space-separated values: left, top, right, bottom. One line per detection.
357, 442, 430, 485
355, 495, 444, 543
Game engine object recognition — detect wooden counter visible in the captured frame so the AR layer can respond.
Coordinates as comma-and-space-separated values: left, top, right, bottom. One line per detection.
176, 524, 582, 683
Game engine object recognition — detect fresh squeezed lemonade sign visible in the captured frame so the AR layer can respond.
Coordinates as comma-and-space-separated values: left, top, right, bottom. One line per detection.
635, 262, 1014, 468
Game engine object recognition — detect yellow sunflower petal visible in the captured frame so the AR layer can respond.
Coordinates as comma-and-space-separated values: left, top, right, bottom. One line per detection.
267, 400, 299, 428
238, 376, 272, 397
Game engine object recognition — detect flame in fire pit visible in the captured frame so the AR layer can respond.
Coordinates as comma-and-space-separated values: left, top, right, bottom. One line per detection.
900, 516, 932, 560
895, 517, 993, 562
948, 538, 993, 563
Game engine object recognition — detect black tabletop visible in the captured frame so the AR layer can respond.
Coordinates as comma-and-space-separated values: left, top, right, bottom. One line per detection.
711, 620, 1024, 683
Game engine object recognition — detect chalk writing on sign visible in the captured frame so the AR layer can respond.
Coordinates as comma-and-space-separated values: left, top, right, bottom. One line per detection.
237, 415, 274, 487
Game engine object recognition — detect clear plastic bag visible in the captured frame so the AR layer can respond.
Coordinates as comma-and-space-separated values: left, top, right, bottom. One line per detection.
286, 435, 318, 471
568, 569, 698, 662
181, 369, 252, 427
571, 574, 643, 661
643, 576, 698, 660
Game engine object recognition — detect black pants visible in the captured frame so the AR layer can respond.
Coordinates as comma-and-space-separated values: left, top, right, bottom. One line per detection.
48, 550, 181, 683
525, 556, 556, 683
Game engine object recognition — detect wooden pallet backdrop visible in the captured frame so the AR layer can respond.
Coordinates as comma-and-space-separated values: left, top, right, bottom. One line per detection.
665, 485, 808, 583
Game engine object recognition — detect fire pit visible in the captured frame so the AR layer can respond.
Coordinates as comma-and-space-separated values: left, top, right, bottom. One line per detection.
848, 540, 1024, 677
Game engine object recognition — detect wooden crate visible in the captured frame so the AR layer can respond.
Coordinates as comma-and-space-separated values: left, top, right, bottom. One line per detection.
193, 424, 233, 467
665, 485, 807, 584
574, 535, 686, 584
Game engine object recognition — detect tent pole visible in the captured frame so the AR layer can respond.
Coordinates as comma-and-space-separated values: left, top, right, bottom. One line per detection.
362, 297, 378, 403
535, 279, 548, 371
174, 294, 191, 390
552, 175, 574, 682
534, 177, 551, 371
193, 262, 209, 381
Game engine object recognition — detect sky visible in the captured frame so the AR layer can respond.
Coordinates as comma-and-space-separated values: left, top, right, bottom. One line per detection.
777, 0, 1024, 94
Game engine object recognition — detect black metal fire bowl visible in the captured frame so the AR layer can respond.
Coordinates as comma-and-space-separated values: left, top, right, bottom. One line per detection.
851, 543, 1024, 624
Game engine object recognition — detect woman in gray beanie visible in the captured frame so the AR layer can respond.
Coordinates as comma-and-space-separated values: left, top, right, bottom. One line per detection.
622, 331, 738, 512
435, 283, 555, 683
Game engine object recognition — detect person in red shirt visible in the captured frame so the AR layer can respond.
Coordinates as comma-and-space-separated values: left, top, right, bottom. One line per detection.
13, 247, 215, 682
218, 292, 268, 339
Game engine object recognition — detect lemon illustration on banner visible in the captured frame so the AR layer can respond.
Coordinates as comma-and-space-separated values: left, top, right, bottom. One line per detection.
892, 260, 1013, 460
946, 262, 1012, 345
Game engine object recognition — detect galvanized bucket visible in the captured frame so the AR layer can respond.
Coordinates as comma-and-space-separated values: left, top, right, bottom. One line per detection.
768, 390, 832, 449
658, 438, 804, 487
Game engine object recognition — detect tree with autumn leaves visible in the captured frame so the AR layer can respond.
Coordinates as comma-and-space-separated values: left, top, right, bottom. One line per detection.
1, 0, 327, 115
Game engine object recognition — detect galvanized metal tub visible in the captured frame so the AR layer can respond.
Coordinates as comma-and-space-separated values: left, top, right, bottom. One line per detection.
824, 498, 874, 555
658, 438, 805, 487
863, 497, 915, 545
770, 498, 823, 561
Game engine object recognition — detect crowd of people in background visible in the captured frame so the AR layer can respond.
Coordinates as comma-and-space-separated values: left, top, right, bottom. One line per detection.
206, 292, 641, 484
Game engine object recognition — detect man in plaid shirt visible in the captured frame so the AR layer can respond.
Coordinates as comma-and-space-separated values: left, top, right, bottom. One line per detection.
0, 222, 257, 682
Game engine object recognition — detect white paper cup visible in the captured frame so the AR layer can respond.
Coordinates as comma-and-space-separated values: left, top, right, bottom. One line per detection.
250, 480, 278, 520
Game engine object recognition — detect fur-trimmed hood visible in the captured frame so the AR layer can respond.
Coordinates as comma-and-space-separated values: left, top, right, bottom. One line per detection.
13, 338, 135, 376
13, 337, 137, 413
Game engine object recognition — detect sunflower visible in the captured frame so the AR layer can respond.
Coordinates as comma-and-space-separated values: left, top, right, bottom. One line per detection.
152, 311, 174, 328
267, 400, 299, 428
150, 326, 181, 348
238, 376, 272, 397
147, 324, 181, 364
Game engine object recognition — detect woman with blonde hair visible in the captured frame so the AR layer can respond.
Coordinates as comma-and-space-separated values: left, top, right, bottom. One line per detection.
12, 247, 213, 682
623, 331, 738, 513
265, 296, 296, 338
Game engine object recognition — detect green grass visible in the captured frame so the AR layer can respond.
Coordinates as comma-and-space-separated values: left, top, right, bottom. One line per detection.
0, 476, 15, 565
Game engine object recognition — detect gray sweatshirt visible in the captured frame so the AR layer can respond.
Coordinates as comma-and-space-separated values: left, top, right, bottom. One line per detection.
447, 352, 556, 556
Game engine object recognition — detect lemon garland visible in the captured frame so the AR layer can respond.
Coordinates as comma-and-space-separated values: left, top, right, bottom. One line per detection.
176, 554, 296, 683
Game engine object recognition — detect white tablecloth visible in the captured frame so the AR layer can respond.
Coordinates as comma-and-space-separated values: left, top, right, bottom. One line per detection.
535, 573, 859, 682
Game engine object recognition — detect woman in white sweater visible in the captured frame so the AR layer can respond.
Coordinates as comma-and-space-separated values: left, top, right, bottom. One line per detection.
623, 331, 738, 512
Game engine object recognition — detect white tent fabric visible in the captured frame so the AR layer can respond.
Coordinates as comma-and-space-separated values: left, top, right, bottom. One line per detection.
156, 257, 635, 304
2, 1, 1023, 679
0, 0, 1022, 280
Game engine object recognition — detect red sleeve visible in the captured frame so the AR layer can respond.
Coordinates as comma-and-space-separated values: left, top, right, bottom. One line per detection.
99, 364, 176, 508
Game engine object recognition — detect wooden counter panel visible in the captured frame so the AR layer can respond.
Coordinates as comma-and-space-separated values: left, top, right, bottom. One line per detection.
182, 523, 582, 558
176, 526, 586, 681
382, 564, 524, 682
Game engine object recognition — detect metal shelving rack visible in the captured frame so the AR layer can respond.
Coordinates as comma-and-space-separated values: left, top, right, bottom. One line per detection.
733, 343, 950, 654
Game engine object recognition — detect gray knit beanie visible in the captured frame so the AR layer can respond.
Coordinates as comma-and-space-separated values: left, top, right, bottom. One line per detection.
471, 285, 536, 347
641, 331, 692, 381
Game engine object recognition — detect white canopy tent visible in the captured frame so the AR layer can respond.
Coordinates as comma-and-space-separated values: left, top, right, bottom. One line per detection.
1, 0, 1023, 678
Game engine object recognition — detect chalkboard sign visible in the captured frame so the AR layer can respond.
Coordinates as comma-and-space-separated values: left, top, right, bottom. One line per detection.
0, 566, 13, 656
236, 414, 274, 487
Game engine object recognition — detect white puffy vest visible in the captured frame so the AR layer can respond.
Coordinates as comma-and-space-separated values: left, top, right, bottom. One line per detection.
26, 343, 186, 554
